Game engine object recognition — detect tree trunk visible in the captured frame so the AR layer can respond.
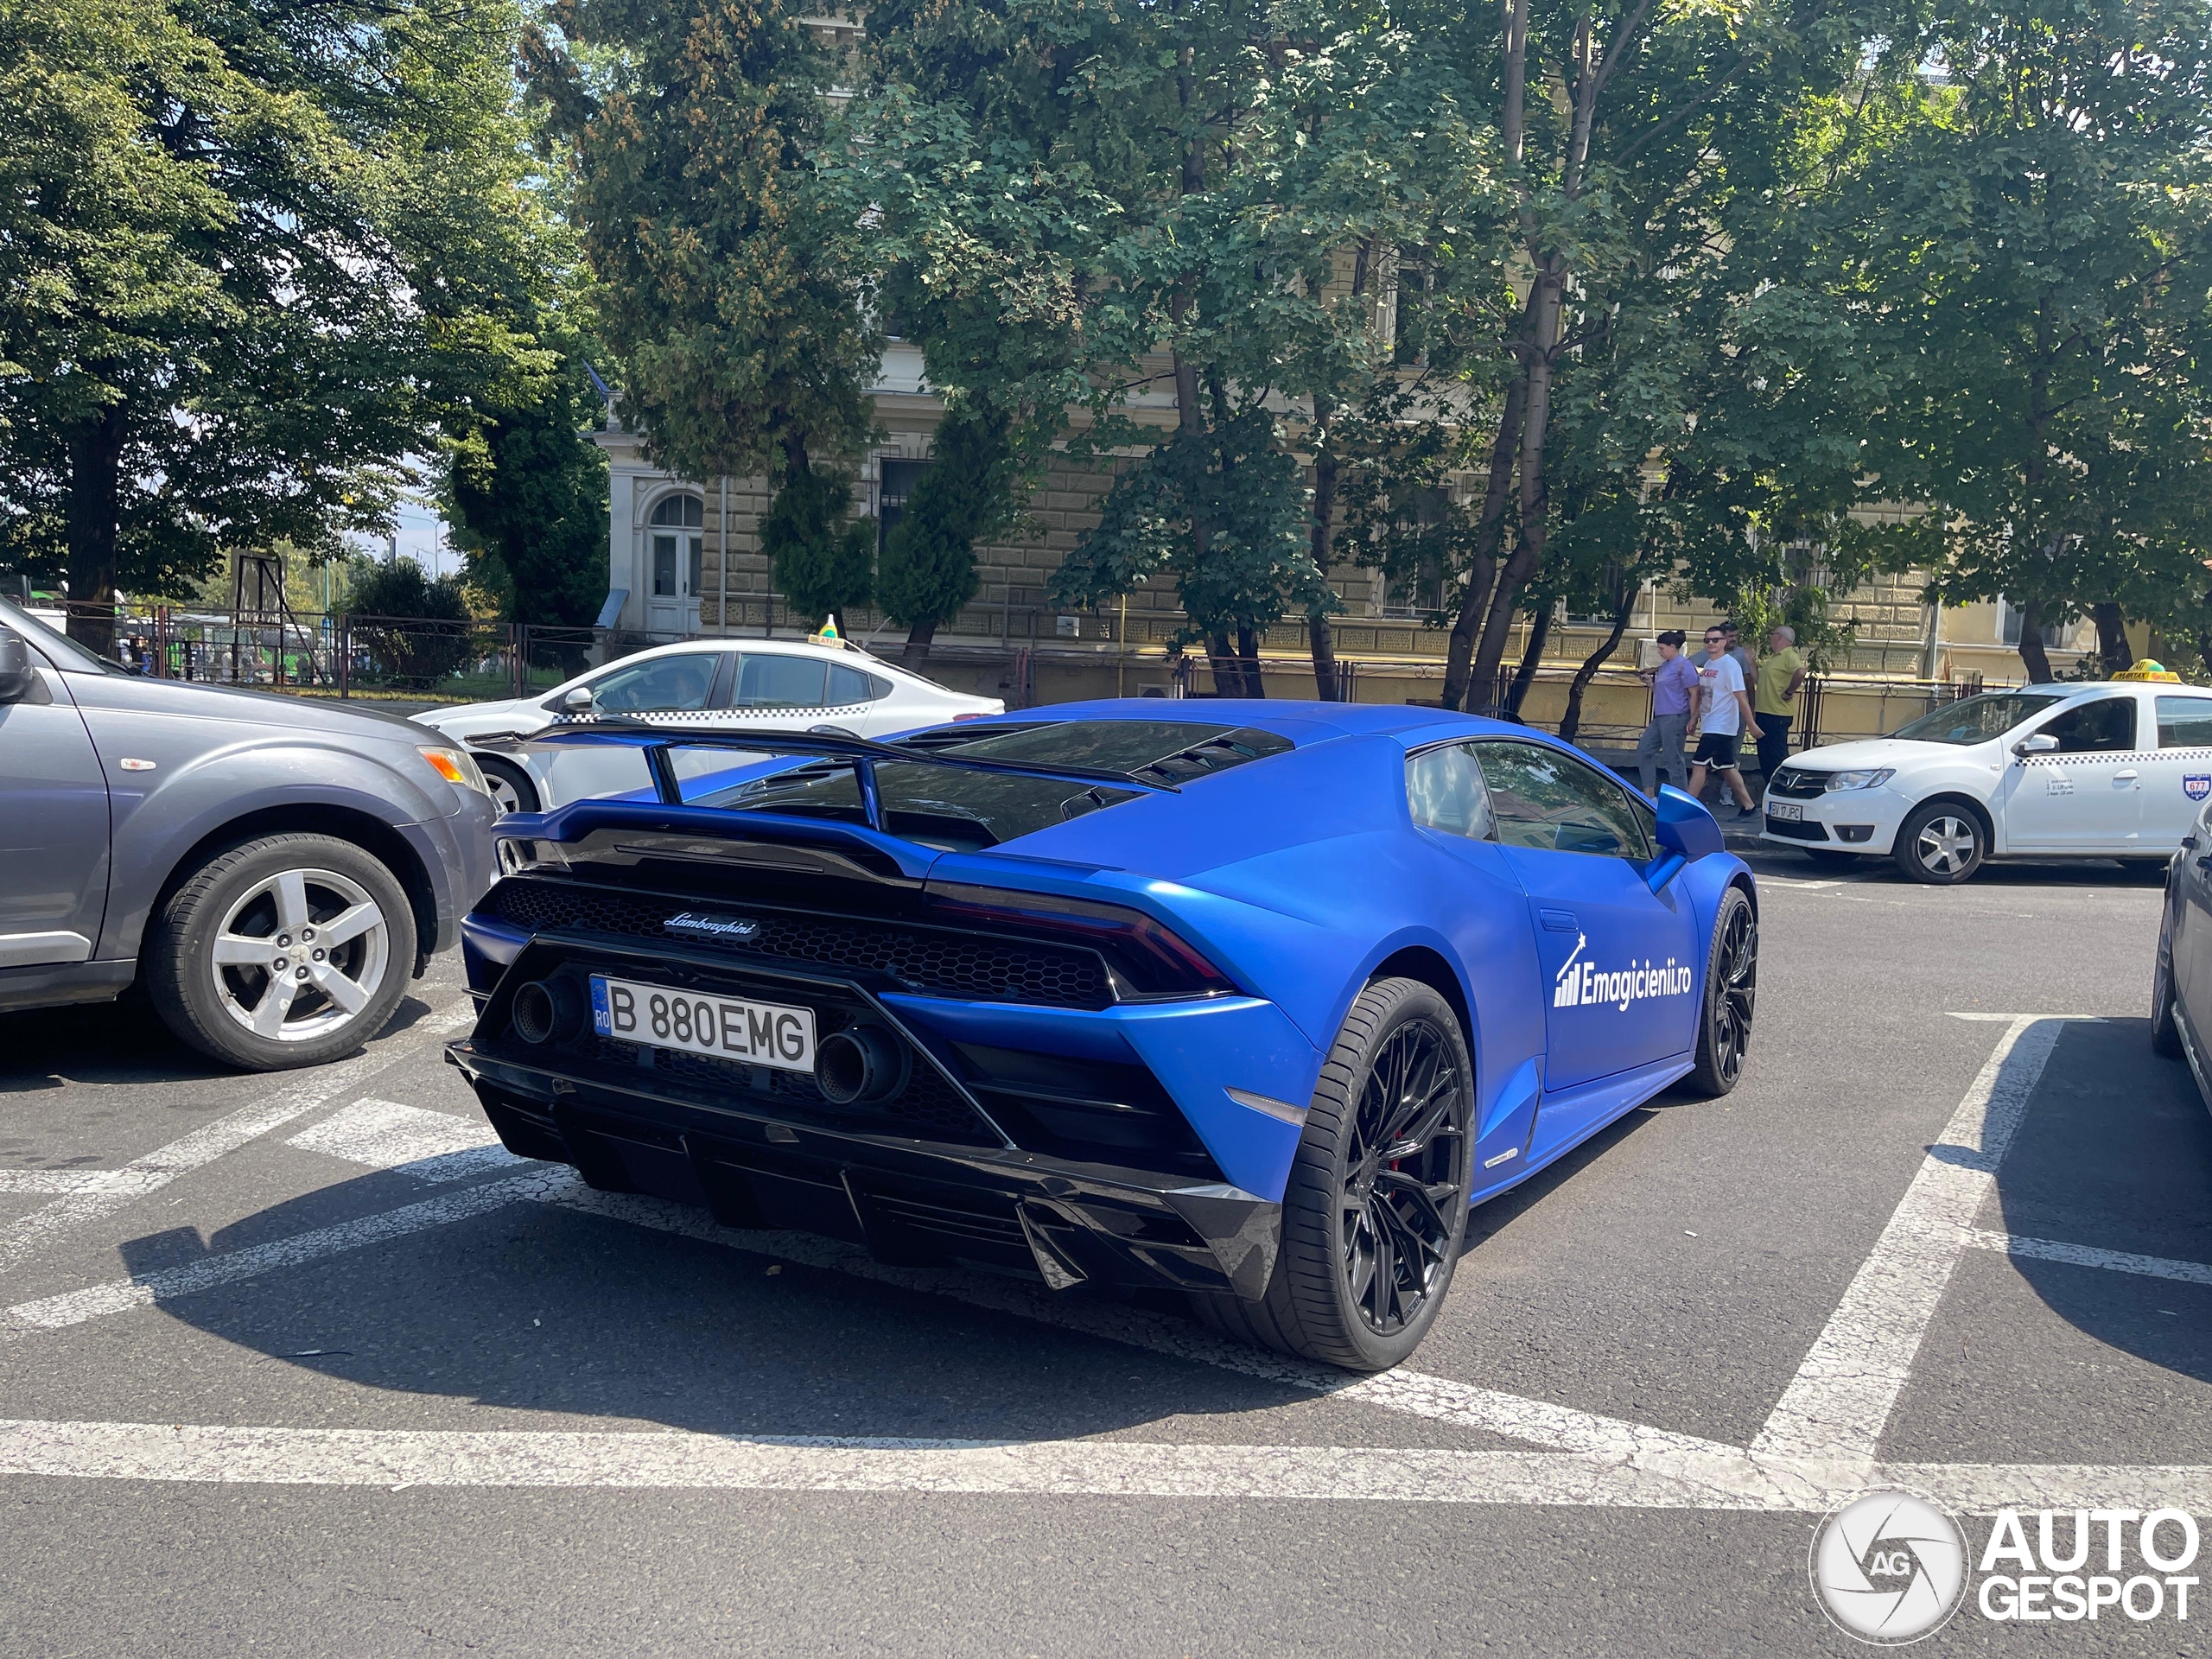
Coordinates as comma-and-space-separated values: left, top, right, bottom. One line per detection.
1558, 581, 1639, 745
2092, 601, 2132, 676
1307, 612, 1338, 700
1236, 625, 1265, 697
1205, 630, 1239, 695
901, 616, 936, 667
65, 393, 128, 655
2017, 599, 2055, 683
1470, 265, 1564, 694
1440, 291, 1539, 710
1306, 408, 1342, 701
1505, 605, 1549, 714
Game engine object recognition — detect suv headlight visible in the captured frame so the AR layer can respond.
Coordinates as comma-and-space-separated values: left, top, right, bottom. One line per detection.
1823, 767, 1895, 791
417, 744, 491, 795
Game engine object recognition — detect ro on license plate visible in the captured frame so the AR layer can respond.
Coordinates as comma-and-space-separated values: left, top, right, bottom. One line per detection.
1767, 801, 1804, 823
590, 975, 817, 1072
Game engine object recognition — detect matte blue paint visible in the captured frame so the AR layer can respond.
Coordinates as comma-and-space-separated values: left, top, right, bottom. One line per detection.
493, 699, 1750, 1210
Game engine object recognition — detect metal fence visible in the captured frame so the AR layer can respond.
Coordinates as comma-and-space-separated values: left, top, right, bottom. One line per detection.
48, 602, 604, 703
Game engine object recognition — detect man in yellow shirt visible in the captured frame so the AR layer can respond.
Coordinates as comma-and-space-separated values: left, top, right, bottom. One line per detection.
1754, 625, 1808, 792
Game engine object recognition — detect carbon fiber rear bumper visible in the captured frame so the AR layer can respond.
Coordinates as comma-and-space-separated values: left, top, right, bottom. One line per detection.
444, 1038, 1281, 1299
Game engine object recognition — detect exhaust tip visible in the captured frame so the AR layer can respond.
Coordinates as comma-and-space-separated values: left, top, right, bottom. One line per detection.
511, 978, 582, 1046
816, 1025, 909, 1105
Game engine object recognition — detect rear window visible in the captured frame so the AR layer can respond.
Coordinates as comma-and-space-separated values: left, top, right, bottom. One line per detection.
694, 721, 1293, 850
2158, 696, 2212, 748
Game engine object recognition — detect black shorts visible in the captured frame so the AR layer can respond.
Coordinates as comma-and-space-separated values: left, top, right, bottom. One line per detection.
1694, 731, 1740, 770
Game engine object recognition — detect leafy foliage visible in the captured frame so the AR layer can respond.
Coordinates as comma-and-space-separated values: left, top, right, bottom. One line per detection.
0, 0, 563, 647
879, 409, 1020, 658
759, 464, 874, 629
528, 0, 880, 486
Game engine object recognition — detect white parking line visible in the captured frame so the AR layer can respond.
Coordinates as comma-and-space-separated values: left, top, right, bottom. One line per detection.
0, 1171, 560, 1337
1751, 1014, 2064, 1461
1968, 1230, 2212, 1289
0, 1001, 475, 1279
0, 1172, 167, 1196
285, 1097, 512, 1184
0, 1154, 1743, 1463
2, 1417, 2207, 1513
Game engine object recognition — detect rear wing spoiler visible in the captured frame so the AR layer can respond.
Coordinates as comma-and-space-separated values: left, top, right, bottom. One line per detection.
476, 720, 1179, 831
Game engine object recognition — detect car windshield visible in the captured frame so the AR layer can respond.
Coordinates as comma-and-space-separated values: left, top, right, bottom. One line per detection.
1890, 691, 2065, 746
691, 720, 1294, 850
0, 597, 127, 675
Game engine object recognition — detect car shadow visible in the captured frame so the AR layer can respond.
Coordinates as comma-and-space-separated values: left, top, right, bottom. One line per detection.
1988, 1015, 2212, 1388
122, 1154, 1352, 1444
0, 991, 443, 1095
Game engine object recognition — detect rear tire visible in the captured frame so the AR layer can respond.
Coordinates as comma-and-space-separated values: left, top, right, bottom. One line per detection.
2152, 916, 2186, 1059
1893, 800, 1986, 884
148, 833, 416, 1071
1194, 978, 1473, 1371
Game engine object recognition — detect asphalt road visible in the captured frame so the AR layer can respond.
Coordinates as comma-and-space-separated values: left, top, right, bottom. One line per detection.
3, 846, 2208, 1656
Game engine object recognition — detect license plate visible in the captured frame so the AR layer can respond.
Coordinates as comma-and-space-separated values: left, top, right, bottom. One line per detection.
590, 975, 817, 1072
1767, 801, 1804, 823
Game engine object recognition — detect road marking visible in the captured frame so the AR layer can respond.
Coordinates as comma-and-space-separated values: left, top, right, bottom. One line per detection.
0, 1159, 1741, 1463
0, 1172, 167, 1196
1751, 1014, 2065, 1461
2, 1417, 2208, 1513
0, 1171, 562, 1338
286, 1097, 511, 1184
1945, 1011, 2108, 1023
1968, 1229, 2212, 1288
541, 1185, 1744, 1463
0, 1001, 474, 1279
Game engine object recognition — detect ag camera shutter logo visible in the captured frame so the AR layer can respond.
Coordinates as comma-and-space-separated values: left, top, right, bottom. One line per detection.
1810, 1491, 1969, 1644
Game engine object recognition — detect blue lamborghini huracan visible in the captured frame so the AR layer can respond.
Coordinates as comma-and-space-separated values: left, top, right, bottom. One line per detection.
447, 701, 1758, 1370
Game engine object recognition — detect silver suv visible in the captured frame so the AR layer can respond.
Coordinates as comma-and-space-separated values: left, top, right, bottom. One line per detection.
0, 598, 498, 1069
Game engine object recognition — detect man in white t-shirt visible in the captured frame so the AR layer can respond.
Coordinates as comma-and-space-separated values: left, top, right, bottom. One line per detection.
1689, 625, 1764, 813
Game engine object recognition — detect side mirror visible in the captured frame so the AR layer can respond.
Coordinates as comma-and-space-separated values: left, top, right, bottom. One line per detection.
1653, 784, 1725, 861
563, 686, 594, 715
2013, 731, 2060, 756
0, 628, 35, 703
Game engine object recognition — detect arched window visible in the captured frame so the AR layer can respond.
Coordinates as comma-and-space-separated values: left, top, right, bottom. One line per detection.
647, 493, 704, 599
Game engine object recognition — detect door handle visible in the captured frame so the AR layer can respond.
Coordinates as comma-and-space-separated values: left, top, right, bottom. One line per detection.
2115, 770, 2139, 781
1540, 908, 1578, 933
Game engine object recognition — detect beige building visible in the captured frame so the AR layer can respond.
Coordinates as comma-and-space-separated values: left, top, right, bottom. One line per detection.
595, 343, 2094, 748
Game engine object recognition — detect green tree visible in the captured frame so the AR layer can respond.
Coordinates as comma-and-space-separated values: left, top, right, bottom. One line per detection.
844, 0, 1486, 696
343, 555, 474, 685
444, 354, 611, 629
0, 0, 555, 652
527, 0, 880, 538
1799, 0, 2212, 682
759, 466, 873, 636
879, 408, 1020, 665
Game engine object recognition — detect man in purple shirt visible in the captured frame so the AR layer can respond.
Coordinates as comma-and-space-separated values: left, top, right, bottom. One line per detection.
1637, 630, 1698, 799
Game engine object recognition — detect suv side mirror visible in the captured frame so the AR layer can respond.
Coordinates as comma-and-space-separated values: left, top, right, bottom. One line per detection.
0, 628, 35, 703
563, 686, 594, 715
2013, 731, 2060, 756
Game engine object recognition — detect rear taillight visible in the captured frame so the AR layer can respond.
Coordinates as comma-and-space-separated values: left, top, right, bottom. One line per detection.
928, 883, 1236, 997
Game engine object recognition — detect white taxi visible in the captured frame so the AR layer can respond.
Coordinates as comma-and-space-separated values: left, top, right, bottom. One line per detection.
413, 637, 1002, 812
1761, 677, 2212, 882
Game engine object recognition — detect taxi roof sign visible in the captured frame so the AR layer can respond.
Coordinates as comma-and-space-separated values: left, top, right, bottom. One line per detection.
2113, 658, 2183, 683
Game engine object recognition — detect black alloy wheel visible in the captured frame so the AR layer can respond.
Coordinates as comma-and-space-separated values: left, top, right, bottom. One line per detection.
1193, 977, 1473, 1371
1688, 885, 1757, 1096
